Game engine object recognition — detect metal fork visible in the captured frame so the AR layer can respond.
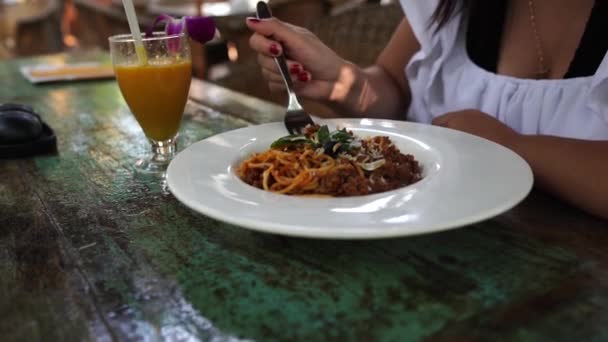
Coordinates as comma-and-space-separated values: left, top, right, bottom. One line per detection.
256, 1, 315, 135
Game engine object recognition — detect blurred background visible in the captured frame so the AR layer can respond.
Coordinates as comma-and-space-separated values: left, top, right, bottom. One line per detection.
0, 0, 401, 107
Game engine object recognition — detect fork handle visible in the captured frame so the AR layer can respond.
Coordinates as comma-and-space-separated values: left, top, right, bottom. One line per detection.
256, 1, 297, 96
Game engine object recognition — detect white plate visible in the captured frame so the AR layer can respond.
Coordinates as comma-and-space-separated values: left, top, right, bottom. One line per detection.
167, 119, 533, 239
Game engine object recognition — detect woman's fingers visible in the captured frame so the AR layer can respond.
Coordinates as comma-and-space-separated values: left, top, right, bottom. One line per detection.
256, 54, 278, 71
246, 15, 345, 102
263, 67, 312, 93
257, 55, 302, 77
261, 68, 282, 83
268, 81, 286, 93
257, 54, 310, 83
267, 78, 316, 93
249, 33, 283, 57
248, 21, 314, 93
245, 17, 306, 50
262, 67, 311, 88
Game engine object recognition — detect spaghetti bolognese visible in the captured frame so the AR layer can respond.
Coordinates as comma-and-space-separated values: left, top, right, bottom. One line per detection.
236, 125, 422, 196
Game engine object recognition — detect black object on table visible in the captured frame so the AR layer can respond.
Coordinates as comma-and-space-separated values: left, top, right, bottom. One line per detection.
0, 103, 57, 158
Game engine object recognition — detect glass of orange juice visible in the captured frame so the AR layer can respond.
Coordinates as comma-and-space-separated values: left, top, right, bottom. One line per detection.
109, 32, 192, 173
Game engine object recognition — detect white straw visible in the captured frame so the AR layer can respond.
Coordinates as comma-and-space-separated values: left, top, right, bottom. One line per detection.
121, 0, 147, 64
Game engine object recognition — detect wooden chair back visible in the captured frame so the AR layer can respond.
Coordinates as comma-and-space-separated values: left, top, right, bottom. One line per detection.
307, 1, 403, 67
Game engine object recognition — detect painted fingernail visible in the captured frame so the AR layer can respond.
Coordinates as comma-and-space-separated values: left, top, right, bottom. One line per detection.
269, 44, 280, 56
298, 72, 310, 82
290, 64, 301, 74
246, 17, 261, 23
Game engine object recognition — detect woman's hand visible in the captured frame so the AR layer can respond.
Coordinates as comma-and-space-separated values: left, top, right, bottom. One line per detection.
246, 17, 349, 101
432, 109, 520, 148
434, 111, 608, 220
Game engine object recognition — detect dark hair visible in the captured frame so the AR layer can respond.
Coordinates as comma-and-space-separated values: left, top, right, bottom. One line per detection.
431, 0, 473, 30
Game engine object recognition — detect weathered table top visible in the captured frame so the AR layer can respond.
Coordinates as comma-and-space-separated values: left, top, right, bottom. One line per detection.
1, 52, 607, 341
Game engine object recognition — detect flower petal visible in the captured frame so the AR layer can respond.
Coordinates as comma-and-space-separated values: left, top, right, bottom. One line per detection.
184, 16, 217, 44
145, 14, 174, 38
166, 18, 185, 36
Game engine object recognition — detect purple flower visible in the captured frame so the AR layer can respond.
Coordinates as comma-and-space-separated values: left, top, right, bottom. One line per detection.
146, 14, 218, 45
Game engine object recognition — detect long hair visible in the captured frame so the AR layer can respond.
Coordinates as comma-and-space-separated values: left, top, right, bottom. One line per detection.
432, 0, 473, 30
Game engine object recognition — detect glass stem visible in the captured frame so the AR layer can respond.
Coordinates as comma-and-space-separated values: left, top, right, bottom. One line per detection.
151, 137, 177, 164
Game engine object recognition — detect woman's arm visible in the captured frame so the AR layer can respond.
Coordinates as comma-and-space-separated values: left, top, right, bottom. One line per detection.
246, 17, 420, 119
327, 18, 421, 119
433, 109, 608, 220
510, 135, 608, 219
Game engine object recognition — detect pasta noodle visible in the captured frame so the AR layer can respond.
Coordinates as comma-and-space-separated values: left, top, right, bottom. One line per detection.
237, 125, 422, 196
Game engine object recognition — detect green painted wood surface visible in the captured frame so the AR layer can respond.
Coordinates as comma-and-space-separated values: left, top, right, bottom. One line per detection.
1, 52, 608, 341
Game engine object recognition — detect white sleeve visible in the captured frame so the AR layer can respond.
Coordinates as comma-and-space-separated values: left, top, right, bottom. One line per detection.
399, 0, 439, 52
589, 54, 608, 124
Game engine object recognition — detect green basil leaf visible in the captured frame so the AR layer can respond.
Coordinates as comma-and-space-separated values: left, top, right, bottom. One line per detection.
330, 129, 353, 144
338, 143, 352, 153
270, 135, 311, 148
316, 125, 330, 146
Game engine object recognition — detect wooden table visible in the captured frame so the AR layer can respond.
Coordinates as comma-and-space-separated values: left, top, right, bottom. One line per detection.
2, 52, 608, 341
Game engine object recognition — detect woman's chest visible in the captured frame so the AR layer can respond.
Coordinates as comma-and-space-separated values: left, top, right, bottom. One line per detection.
468, 0, 600, 80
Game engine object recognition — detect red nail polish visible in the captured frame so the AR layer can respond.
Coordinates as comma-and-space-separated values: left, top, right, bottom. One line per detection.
269, 44, 280, 56
247, 17, 261, 23
290, 65, 300, 74
298, 72, 309, 82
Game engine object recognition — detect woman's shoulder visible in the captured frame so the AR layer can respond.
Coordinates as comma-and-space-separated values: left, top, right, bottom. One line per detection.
398, 0, 461, 51
398, 0, 438, 20
398, 0, 438, 39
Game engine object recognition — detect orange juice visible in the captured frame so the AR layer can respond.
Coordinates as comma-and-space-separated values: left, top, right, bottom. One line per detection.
115, 59, 192, 141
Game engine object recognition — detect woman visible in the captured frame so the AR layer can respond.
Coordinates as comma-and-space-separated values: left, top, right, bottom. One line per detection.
245, 0, 608, 220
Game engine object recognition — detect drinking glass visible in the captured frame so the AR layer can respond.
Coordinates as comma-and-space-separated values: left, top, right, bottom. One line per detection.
109, 32, 192, 173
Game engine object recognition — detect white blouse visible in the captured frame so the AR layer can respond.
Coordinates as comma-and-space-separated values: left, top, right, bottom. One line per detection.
399, 0, 608, 140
